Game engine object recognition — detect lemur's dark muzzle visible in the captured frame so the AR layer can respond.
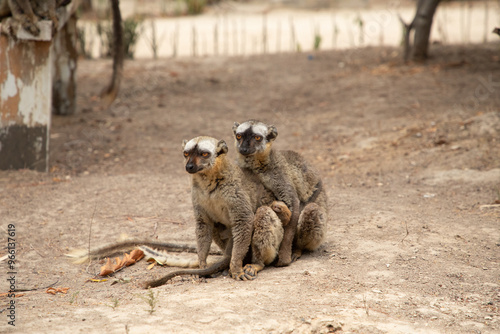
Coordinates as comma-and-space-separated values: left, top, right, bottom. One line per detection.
186, 163, 198, 173
239, 145, 255, 156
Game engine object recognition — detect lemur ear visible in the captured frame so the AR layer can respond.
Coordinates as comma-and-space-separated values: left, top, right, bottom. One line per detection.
216, 140, 228, 156
182, 139, 188, 149
267, 125, 278, 141
232, 122, 240, 135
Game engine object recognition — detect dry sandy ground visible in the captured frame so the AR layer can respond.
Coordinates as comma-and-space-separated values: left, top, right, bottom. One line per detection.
1, 43, 499, 333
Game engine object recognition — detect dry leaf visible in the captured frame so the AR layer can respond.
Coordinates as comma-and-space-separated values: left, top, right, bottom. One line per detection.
147, 262, 156, 270
88, 278, 108, 283
99, 249, 144, 276
0, 292, 25, 298
130, 249, 144, 261
100, 258, 115, 276
46, 287, 69, 295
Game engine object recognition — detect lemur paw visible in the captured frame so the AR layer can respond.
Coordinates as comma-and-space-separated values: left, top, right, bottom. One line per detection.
243, 264, 259, 277
20, 15, 40, 36
231, 269, 256, 281
291, 249, 302, 262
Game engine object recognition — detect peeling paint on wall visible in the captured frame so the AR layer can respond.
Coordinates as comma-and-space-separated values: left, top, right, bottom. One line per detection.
0, 35, 51, 171
0, 71, 17, 100
0, 2, 79, 171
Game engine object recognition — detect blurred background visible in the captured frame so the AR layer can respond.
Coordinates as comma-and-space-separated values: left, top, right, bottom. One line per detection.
76, 0, 500, 59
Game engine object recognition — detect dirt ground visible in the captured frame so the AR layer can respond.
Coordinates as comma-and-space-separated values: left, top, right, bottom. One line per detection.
1, 43, 500, 333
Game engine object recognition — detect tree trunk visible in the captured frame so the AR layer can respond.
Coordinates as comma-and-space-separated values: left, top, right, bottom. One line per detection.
101, 0, 124, 105
411, 0, 441, 61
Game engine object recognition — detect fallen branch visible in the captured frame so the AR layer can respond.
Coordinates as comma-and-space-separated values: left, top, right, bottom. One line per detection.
400, 221, 409, 243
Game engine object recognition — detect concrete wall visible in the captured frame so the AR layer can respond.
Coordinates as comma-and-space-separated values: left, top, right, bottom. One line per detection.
0, 4, 78, 172
0, 28, 53, 171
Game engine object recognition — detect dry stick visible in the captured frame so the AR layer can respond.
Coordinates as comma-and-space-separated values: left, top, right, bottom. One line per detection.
29, 244, 45, 258
172, 23, 179, 58
466, 2, 471, 44
460, 1, 465, 44
233, 19, 238, 55
262, 12, 267, 54
150, 221, 158, 238
398, 14, 412, 63
86, 200, 98, 272
150, 20, 166, 59
363, 295, 370, 316
400, 221, 409, 243
202, 33, 207, 56
241, 18, 246, 55
289, 16, 296, 52
331, 14, 336, 49
379, 22, 384, 46
346, 19, 355, 48
192, 24, 197, 57
224, 14, 229, 55
483, 1, 489, 43
357, 13, 364, 45
276, 20, 281, 53
13, 279, 59, 293
214, 21, 218, 56
314, 22, 321, 50
148, 20, 158, 59
441, 5, 448, 43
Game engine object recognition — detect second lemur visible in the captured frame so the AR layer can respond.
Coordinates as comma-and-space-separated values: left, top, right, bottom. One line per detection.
233, 120, 328, 267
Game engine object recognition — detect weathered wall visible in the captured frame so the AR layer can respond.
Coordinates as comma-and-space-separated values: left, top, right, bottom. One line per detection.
0, 33, 52, 171
0, 1, 79, 172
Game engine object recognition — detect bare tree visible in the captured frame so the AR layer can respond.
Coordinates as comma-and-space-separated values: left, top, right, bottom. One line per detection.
400, 0, 442, 62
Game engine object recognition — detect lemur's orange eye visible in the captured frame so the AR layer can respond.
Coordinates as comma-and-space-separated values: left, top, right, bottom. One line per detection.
254, 136, 262, 141
201, 152, 209, 157
236, 134, 242, 140
183, 152, 189, 157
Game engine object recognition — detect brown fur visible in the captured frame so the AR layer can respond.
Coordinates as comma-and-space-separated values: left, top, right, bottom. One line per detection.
0, 0, 69, 37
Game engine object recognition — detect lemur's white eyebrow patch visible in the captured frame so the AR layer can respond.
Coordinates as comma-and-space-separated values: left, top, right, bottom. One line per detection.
236, 122, 252, 133
183, 138, 199, 152
196, 139, 216, 153
184, 137, 217, 154
251, 123, 268, 137
184, 137, 217, 153
236, 122, 268, 137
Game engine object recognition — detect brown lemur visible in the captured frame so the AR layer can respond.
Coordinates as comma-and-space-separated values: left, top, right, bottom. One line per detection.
67, 136, 291, 288
233, 120, 328, 267
161, 136, 288, 285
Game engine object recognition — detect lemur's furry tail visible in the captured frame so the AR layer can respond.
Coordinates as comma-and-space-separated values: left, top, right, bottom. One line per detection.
144, 256, 231, 288
139, 245, 201, 268
65, 239, 199, 264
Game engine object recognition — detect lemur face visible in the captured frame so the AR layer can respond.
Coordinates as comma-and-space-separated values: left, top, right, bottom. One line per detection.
182, 136, 228, 174
233, 120, 278, 156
